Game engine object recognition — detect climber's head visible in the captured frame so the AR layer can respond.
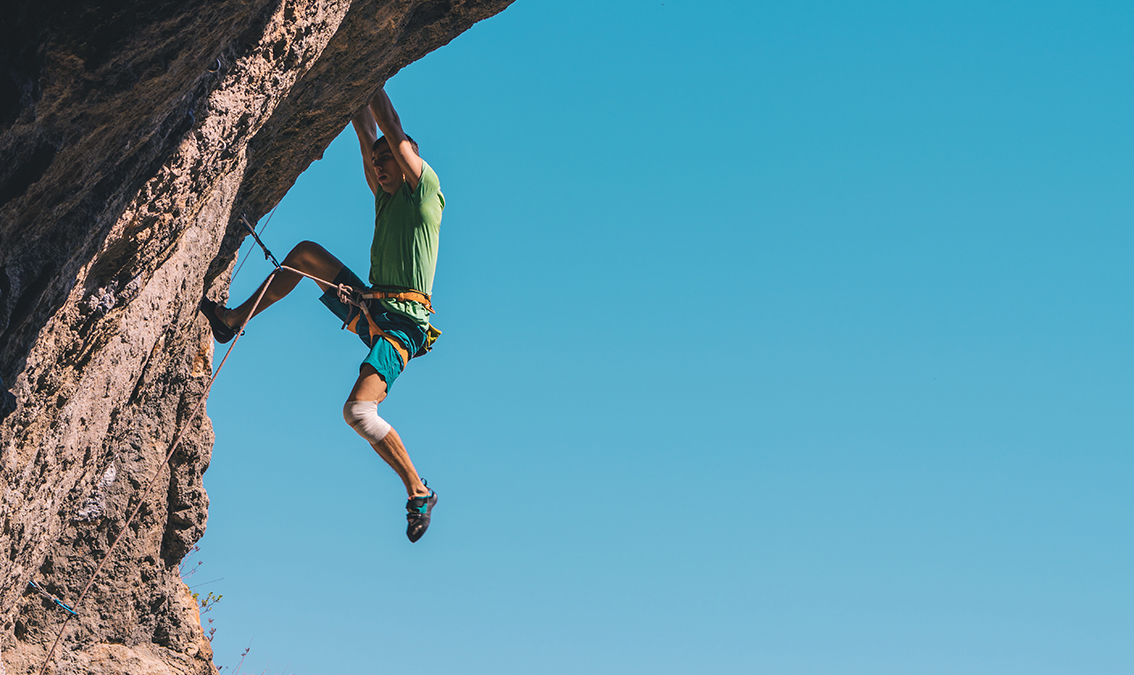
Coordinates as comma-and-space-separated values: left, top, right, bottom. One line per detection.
371, 135, 419, 194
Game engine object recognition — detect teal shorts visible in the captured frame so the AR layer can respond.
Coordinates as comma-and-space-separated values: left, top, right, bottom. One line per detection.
319, 266, 428, 392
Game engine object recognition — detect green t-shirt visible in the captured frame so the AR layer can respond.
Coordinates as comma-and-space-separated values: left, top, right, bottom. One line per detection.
369, 160, 444, 326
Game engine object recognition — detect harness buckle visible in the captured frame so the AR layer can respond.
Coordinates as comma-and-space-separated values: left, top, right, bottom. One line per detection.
337, 283, 366, 308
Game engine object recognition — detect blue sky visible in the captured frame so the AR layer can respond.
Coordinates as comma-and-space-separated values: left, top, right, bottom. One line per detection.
200, 1, 1133, 673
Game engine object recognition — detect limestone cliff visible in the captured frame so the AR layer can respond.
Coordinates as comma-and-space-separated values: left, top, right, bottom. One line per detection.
0, 0, 512, 672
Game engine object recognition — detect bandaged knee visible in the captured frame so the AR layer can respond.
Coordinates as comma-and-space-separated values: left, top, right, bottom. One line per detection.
343, 400, 392, 444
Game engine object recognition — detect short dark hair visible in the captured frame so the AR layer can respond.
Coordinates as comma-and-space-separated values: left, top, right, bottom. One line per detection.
373, 135, 419, 153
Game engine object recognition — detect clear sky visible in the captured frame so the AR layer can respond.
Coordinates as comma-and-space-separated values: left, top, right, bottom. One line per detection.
199, 1, 1133, 673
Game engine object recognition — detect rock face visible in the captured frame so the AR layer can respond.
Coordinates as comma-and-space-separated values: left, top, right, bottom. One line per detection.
0, 0, 512, 672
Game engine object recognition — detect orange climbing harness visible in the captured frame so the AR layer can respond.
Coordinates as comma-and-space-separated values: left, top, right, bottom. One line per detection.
283, 266, 441, 366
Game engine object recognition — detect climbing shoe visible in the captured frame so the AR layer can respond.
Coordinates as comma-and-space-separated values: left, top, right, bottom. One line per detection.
406, 486, 438, 543
199, 298, 236, 343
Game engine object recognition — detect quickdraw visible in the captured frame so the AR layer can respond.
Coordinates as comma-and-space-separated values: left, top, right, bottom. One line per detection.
27, 580, 78, 618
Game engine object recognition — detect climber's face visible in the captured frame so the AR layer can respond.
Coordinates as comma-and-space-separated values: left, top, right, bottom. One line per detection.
372, 139, 404, 194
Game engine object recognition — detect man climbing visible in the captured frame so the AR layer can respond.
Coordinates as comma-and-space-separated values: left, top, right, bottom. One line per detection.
200, 85, 442, 542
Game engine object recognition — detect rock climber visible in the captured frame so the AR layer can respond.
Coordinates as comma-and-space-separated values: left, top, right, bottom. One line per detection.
200, 85, 442, 542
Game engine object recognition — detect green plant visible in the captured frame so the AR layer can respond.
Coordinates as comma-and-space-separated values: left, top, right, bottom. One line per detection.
190, 590, 221, 641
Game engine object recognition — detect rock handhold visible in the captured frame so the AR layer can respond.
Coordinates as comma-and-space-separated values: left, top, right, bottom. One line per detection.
0, 375, 15, 421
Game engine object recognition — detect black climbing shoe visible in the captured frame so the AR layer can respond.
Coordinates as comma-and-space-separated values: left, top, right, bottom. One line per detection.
199, 298, 237, 343
406, 486, 438, 543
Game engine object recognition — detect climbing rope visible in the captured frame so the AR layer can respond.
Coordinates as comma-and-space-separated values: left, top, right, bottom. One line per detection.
35, 249, 281, 675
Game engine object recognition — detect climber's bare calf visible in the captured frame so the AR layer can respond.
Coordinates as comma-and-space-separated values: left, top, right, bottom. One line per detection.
214, 241, 342, 329
345, 368, 429, 499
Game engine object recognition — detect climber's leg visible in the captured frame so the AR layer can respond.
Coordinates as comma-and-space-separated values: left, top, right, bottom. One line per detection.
218, 241, 343, 329
344, 365, 429, 499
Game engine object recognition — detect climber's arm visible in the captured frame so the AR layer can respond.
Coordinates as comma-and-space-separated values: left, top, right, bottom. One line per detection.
351, 106, 380, 197
369, 86, 424, 191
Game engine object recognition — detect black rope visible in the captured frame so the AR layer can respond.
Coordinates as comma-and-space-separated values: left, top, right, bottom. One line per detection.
34, 269, 281, 675
239, 214, 281, 269
232, 204, 280, 282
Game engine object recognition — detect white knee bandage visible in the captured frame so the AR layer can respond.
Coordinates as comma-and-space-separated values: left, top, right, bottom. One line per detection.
343, 400, 392, 444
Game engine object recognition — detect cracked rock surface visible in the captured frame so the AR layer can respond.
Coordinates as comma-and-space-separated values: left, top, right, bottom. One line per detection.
0, 0, 512, 672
